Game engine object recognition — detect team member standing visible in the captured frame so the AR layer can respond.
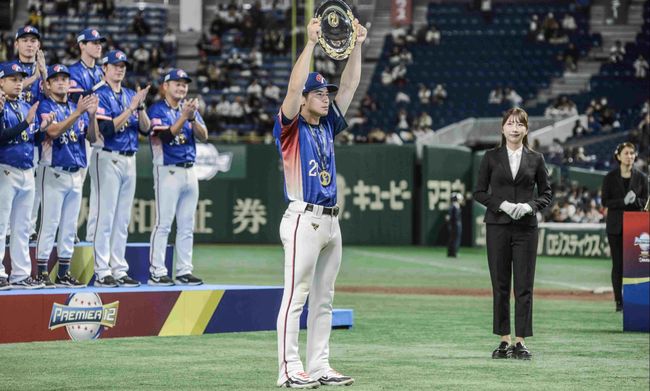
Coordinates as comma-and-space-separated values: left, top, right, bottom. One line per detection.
91, 50, 150, 287
69, 28, 106, 243
474, 107, 552, 360
601, 142, 648, 312
147, 69, 207, 286
273, 18, 366, 388
12, 26, 48, 241
34, 64, 99, 288
0, 63, 52, 289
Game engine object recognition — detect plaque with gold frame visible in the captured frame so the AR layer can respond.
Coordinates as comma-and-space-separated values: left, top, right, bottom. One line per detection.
315, 0, 358, 60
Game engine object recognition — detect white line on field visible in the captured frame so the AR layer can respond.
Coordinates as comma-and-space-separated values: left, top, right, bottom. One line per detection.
348, 249, 593, 291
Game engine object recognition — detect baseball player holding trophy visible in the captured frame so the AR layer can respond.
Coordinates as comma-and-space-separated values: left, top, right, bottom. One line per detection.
91, 50, 150, 287
274, 1, 366, 387
34, 64, 98, 288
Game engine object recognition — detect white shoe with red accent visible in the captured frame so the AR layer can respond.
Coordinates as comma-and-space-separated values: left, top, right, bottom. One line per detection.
279, 372, 320, 389
316, 369, 354, 386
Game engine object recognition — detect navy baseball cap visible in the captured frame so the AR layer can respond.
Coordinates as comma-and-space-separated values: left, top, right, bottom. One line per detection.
77, 28, 106, 43
46, 64, 71, 80
303, 72, 338, 94
102, 50, 130, 65
0, 62, 28, 78
163, 68, 192, 83
15, 25, 41, 40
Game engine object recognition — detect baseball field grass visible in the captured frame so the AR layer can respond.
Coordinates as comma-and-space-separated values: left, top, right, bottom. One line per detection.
0, 245, 648, 390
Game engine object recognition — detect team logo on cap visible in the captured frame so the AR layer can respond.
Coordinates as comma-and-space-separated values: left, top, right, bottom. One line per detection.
316, 74, 324, 83
177, 70, 187, 78
91, 29, 99, 37
53, 64, 62, 72
116, 51, 126, 60
12, 64, 21, 72
24, 26, 35, 33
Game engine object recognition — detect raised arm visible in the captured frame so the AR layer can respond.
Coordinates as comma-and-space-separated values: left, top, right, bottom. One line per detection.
335, 19, 367, 116
281, 18, 321, 120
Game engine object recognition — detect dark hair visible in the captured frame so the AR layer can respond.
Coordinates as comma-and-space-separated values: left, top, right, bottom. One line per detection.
614, 142, 636, 162
500, 107, 530, 148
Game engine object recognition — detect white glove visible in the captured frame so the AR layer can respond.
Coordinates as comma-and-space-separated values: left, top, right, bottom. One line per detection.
512, 203, 533, 219
499, 201, 517, 219
624, 190, 636, 205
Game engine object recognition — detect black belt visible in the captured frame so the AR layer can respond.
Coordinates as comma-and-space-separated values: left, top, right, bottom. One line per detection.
174, 162, 194, 168
103, 148, 135, 156
54, 166, 81, 173
305, 203, 339, 217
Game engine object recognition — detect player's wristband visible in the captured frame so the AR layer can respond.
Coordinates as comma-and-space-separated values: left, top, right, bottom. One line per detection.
188, 116, 196, 122
137, 103, 145, 111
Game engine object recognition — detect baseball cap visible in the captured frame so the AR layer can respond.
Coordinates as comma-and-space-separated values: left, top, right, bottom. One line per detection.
102, 50, 130, 65
303, 72, 338, 94
15, 25, 41, 40
0, 62, 29, 78
46, 64, 71, 80
163, 68, 192, 83
77, 28, 106, 43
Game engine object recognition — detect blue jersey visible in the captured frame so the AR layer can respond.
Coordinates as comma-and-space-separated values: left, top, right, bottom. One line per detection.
37, 97, 88, 168
68, 60, 104, 94
148, 99, 205, 166
95, 84, 139, 153
0, 100, 40, 169
9, 60, 42, 104
273, 102, 347, 207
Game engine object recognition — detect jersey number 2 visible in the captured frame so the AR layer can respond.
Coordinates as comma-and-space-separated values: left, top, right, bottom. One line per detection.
308, 159, 318, 177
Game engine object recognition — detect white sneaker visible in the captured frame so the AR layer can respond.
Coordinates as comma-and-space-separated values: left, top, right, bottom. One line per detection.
316, 369, 354, 386
279, 372, 320, 389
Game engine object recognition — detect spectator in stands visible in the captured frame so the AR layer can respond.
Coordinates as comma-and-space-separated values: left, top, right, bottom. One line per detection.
395, 89, 411, 104
418, 84, 431, 105
230, 96, 245, 124
395, 109, 410, 133
381, 66, 393, 85
541, 12, 559, 41
633, 55, 649, 78
0, 33, 9, 62
132, 44, 150, 75
415, 111, 433, 131
560, 43, 579, 72
583, 200, 604, 223
480, 0, 493, 24
504, 87, 522, 107
602, 142, 649, 311
609, 40, 625, 63
572, 118, 587, 137
248, 47, 263, 69
587, 114, 602, 134
27, 5, 43, 30
361, 94, 378, 114
561, 13, 577, 31
391, 63, 407, 86
260, 81, 278, 104
528, 15, 540, 41
432, 84, 447, 104
368, 128, 387, 143
544, 95, 578, 119
131, 11, 151, 37
419, 23, 441, 45
162, 28, 177, 56
405, 24, 417, 44
247, 79, 263, 99
215, 96, 232, 123
488, 86, 503, 104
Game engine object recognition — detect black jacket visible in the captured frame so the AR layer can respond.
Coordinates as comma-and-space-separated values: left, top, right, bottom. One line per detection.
474, 146, 553, 226
601, 167, 648, 234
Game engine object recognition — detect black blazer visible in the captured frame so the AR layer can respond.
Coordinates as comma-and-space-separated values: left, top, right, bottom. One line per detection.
474, 146, 553, 226
601, 167, 648, 235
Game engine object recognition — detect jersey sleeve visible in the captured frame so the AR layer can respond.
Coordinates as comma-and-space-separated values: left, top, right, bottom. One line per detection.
68, 71, 84, 94
325, 101, 348, 136
273, 109, 299, 140
148, 104, 173, 133
194, 111, 206, 127
96, 90, 114, 121
36, 99, 56, 129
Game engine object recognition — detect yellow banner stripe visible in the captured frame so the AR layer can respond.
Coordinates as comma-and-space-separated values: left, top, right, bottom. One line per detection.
623, 277, 650, 285
159, 290, 224, 336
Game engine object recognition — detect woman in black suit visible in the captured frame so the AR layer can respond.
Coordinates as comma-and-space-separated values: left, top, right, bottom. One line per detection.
474, 107, 552, 360
601, 142, 648, 312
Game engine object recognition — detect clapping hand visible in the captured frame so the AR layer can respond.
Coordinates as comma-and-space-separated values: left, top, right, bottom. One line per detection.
0, 91, 5, 110
624, 190, 636, 205
26, 102, 40, 124
181, 98, 199, 120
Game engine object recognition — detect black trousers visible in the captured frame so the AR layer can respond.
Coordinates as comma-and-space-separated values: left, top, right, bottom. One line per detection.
607, 234, 623, 304
486, 224, 538, 338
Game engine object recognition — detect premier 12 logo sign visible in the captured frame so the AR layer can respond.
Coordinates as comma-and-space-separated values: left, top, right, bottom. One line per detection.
48, 292, 119, 341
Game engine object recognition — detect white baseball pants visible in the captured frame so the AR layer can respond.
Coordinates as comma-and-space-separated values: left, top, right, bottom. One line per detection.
35, 166, 83, 261
149, 165, 199, 278
92, 150, 136, 279
276, 201, 342, 385
84, 144, 99, 242
0, 164, 35, 282
30, 161, 44, 236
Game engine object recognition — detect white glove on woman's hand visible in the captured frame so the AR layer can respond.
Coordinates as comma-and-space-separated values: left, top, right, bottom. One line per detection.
512, 203, 533, 219
499, 201, 517, 219
624, 190, 636, 205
